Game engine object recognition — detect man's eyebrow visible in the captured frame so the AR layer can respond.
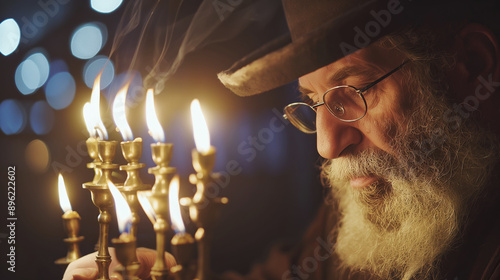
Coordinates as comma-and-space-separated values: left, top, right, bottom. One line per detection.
298, 65, 379, 95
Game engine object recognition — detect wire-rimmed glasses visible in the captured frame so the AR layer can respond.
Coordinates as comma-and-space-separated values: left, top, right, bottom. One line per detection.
283, 60, 409, 134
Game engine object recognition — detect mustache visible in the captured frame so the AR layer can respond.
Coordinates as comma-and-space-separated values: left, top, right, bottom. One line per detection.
325, 149, 405, 182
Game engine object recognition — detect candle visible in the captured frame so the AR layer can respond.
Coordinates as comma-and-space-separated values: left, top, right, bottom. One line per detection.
169, 175, 195, 279
112, 82, 133, 141
89, 74, 108, 140
109, 180, 140, 278
55, 173, 83, 265
190, 99, 210, 154
146, 89, 165, 143
108, 180, 133, 237
83, 103, 96, 138
169, 175, 185, 233
137, 191, 157, 225
58, 173, 73, 214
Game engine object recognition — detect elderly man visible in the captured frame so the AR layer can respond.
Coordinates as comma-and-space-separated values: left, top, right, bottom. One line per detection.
64, 0, 500, 279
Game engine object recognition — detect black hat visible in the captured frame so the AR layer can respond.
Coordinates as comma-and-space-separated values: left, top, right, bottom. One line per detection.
217, 0, 434, 96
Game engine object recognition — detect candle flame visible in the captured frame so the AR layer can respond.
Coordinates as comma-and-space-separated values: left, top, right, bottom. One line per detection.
112, 83, 133, 141
83, 102, 96, 138
108, 180, 132, 234
58, 173, 72, 213
145, 89, 165, 143
137, 191, 157, 225
169, 175, 185, 233
90, 74, 108, 140
190, 99, 210, 153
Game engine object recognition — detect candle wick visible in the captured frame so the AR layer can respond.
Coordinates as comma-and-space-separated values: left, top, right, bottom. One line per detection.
95, 126, 105, 140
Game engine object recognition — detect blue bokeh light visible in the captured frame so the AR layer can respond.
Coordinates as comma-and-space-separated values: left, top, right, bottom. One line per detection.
15, 61, 36, 95
45, 72, 76, 110
27, 52, 50, 88
0, 18, 21, 56
83, 55, 115, 89
21, 59, 41, 90
70, 23, 107, 59
91, 0, 123, 13
0, 99, 27, 135
15, 51, 50, 95
30, 101, 55, 135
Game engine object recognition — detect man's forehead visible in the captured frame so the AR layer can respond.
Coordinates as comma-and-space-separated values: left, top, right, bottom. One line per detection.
298, 55, 379, 92
298, 44, 405, 91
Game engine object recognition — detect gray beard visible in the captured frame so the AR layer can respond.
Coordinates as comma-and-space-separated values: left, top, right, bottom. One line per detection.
321, 80, 498, 279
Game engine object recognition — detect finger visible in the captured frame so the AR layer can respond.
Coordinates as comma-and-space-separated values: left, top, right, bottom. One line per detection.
62, 251, 98, 280
68, 268, 98, 280
135, 247, 177, 279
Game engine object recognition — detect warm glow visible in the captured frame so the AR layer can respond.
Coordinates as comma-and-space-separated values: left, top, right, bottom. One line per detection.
145, 89, 165, 143
112, 83, 133, 141
58, 173, 72, 213
108, 180, 132, 234
190, 99, 210, 153
138, 191, 157, 225
169, 176, 185, 233
90, 74, 108, 140
83, 102, 95, 138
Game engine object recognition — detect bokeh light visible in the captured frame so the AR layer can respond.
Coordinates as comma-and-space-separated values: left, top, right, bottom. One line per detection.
25, 139, 50, 173
90, 0, 123, 13
15, 51, 50, 95
83, 55, 115, 89
45, 72, 76, 110
30, 101, 55, 135
0, 18, 21, 56
70, 22, 107, 59
0, 99, 27, 135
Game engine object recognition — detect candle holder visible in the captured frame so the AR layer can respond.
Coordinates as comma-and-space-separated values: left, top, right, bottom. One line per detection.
188, 146, 228, 280
111, 234, 140, 280
86, 137, 102, 184
170, 233, 196, 280
83, 140, 119, 280
119, 138, 151, 238
55, 211, 84, 265
148, 143, 177, 280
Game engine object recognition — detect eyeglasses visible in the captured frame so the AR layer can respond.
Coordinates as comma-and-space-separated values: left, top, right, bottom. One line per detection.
283, 60, 409, 134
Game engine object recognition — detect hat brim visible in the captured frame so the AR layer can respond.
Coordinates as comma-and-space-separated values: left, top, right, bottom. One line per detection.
218, 0, 429, 96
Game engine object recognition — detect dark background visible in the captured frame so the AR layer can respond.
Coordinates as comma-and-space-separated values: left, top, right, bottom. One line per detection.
0, 1, 323, 279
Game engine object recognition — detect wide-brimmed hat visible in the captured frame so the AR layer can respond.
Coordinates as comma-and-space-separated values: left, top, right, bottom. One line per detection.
217, 0, 435, 96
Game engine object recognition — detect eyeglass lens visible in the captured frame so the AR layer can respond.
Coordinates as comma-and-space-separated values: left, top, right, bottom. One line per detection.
324, 86, 366, 121
283, 103, 317, 133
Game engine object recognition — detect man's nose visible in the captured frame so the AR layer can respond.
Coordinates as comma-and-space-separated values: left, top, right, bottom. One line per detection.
316, 105, 362, 159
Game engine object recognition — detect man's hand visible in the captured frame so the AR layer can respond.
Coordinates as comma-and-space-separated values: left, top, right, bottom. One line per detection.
62, 247, 176, 280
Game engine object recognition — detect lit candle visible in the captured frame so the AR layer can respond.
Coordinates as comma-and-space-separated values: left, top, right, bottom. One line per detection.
169, 175, 195, 279
190, 98, 216, 175
55, 173, 83, 265
112, 82, 133, 142
137, 191, 157, 225
169, 176, 185, 234
89, 74, 108, 141
58, 173, 73, 215
109, 179, 140, 278
146, 89, 165, 143
83, 103, 96, 138
83, 100, 102, 184
108, 180, 133, 238
190, 99, 211, 154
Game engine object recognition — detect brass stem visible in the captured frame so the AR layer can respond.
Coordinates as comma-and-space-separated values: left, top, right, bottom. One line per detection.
148, 143, 176, 280
83, 140, 118, 280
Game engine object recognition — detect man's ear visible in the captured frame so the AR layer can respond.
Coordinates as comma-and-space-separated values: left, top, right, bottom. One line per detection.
447, 23, 500, 125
